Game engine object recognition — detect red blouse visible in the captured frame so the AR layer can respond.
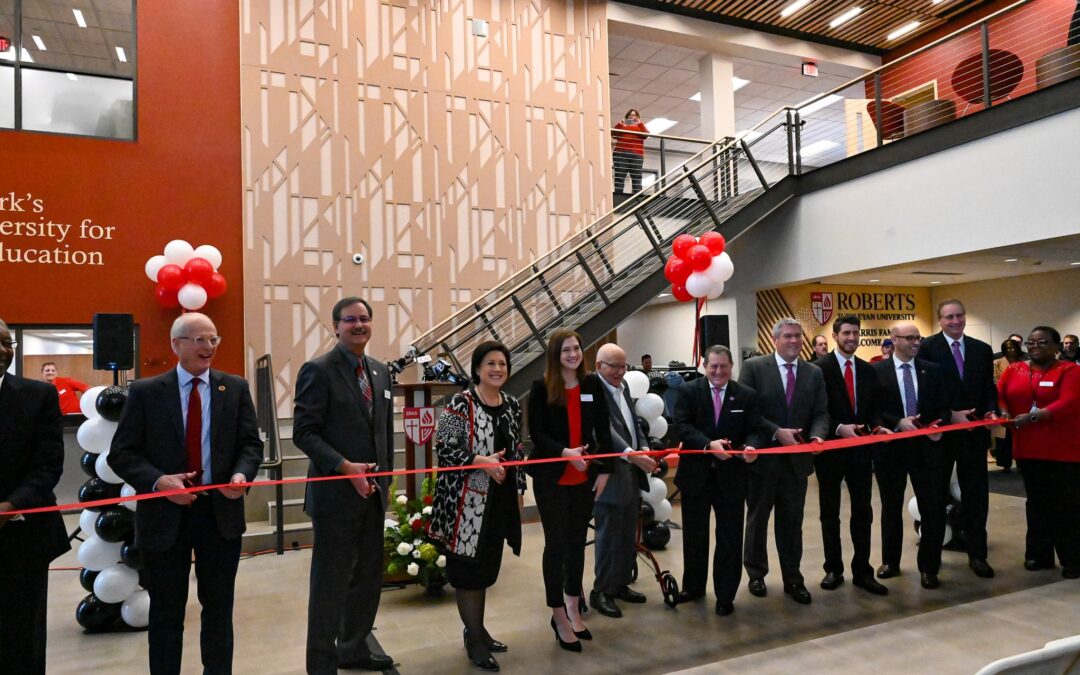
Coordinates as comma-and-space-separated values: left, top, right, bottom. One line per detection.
613, 121, 649, 155
998, 360, 1080, 462
558, 385, 588, 485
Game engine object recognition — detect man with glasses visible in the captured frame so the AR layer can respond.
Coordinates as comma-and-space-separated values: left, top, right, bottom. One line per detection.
109, 312, 263, 674
870, 322, 952, 589
0, 319, 70, 674
294, 297, 395, 673
588, 343, 657, 618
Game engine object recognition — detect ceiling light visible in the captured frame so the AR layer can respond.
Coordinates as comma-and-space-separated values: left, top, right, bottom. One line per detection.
801, 139, 839, 157
780, 0, 813, 18
32, 35, 47, 51
115, 46, 127, 62
73, 8, 87, 28
1004, 258, 1019, 262
733, 76, 750, 92
869, 278, 880, 283
51, 331, 90, 338
930, 281, 942, 285
647, 117, 677, 134
887, 21, 921, 41
690, 92, 701, 101
829, 7, 862, 28
66, 73, 78, 81
1071, 261, 1080, 266
800, 93, 843, 115
659, 293, 671, 297
20, 47, 33, 62
736, 130, 763, 142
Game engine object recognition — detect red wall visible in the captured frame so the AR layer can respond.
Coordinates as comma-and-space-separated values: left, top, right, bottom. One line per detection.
0, 1, 243, 376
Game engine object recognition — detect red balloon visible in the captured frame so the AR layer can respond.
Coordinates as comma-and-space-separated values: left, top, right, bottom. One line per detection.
671, 284, 692, 303
184, 257, 215, 286
700, 231, 726, 255
156, 264, 186, 291
671, 234, 698, 259
155, 284, 180, 308
663, 256, 692, 285
686, 244, 713, 272
204, 272, 228, 299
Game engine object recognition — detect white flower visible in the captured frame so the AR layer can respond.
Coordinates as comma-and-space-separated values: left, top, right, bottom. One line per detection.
413, 538, 421, 546
383, 518, 398, 529
422, 506, 433, 515
408, 514, 420, 523
436, 555, 447, 568
396, 495, 408, 505
407, 562, 420, 576
396, 542, 413, 556
412, 549, 421, 558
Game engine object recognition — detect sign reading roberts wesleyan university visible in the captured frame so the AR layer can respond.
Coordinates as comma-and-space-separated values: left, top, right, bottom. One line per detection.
0, 191, 118, 266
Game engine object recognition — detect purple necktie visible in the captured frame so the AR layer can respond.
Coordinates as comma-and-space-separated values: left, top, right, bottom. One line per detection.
784, 363, 796, 407
712, 386, 723, 424
901, 363, 918, 417
951, 340, 964, 379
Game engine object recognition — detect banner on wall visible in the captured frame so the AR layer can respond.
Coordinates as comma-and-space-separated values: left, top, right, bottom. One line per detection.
756, 284, 934, 361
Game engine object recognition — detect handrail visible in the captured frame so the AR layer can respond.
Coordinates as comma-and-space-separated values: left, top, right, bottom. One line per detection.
611, 128, 715, 145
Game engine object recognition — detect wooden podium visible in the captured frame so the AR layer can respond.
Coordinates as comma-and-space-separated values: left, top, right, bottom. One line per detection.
393, 382, 464, 499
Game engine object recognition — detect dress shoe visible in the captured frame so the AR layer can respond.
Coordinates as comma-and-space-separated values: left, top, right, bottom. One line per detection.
589, 590, 622, 618
340, 653, 395, 671
715, 601, 735, 616
549, 618, 582, 653
920, 572, 940, 589
464, 640, 500, 672
748, 578, 768, 597
1024, 559, 1054, 571
852, 576, 889, 596
677, 590, 704, 605
969, 558, 995, 578
573, 627, 593, 641
464, 628, 507, 653
820, 572, 845, 590
784, 583, 812, 605
1063, 567, 1080, 580
616, 586, 647, 604
876, 564, 901, 579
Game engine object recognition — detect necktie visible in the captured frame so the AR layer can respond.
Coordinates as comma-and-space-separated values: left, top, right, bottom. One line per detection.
356, 364, 373, 413
843, 359, 856, 413
784, 363, 796, 407
951, 340, 965, 379
900, 363, 918, 417
712, 386, 723, 424
185, 378, 203, 484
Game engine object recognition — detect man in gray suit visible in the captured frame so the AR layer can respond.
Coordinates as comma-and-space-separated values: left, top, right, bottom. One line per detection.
294, 297, 395, 674
588, 343, 657, 618
739, 318, 829, 605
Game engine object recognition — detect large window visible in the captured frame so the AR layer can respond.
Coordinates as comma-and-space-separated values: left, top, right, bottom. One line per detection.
0, 0, 135, 140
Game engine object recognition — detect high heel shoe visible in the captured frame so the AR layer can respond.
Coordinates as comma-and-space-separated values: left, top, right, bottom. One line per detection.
464, 634, 500, 672
550, 617, 582, 652
464, 627, 507, 653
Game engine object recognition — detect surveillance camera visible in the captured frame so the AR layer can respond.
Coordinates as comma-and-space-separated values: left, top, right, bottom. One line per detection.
351, 253, 364, 265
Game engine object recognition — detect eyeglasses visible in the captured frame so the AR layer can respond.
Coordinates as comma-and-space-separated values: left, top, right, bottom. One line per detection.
176, 336, 222, 347
599, 361, 629, 372
338, 315, 371, 325
893, 334, 922, 342
0, 340, 17, 350
1024, 339, 1051, 348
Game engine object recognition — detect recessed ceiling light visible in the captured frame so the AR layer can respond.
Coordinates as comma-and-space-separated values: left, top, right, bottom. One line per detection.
887, 21, 921, 41
647, 117, 677, 134
115, 46, 127, 62
32, 35, 47, 51
780, 0, 813, 18
829, 7, 862, 28
930, 281, 942, 285
659, 293, 671, 297
690, 92, 701, 102
733, 76, 750, 92
800, 93, 844, 115
869, 279, 880, 283
736, 130, 763, 142
1004, 258, 1019, 262
72, 8, 87, 28
1071, 261, 1080, 266
801, 139, 838, 157
51, 331, 90, 338
66, 73, 78, 81
20, 48, 33, 63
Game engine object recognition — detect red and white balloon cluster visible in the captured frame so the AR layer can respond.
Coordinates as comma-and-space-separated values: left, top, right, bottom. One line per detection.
662, 232, 734, 302
144, 240, 227, 310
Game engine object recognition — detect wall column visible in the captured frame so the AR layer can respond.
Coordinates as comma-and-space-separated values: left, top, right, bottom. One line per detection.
699, 53, 736, 140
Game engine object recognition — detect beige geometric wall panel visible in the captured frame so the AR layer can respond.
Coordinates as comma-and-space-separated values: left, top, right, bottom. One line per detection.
241, 0, 612, 415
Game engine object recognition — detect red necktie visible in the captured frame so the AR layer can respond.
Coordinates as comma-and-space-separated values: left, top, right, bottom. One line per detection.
356, 364, 373, 412
844, 359, 856, 413
186, 379, 203, 484
784, 363, 796, 407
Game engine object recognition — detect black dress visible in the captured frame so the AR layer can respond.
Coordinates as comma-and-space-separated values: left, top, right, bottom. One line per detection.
445, 400, 521, 590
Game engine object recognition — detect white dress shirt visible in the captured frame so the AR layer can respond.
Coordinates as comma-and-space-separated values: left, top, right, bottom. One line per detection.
774, 351, 797, 382
600, 377, 640, 455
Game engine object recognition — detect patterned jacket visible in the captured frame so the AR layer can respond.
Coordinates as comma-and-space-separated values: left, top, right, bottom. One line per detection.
428, 387, 526, 559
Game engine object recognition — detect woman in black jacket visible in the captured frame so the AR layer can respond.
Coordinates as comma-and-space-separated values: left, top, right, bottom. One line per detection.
527, 328, 613, 652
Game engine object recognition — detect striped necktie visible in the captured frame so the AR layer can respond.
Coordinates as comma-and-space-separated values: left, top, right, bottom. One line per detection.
356, 364, 373, 412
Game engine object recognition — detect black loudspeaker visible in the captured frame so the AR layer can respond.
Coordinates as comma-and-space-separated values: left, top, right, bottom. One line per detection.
698, 314, 731, 356
93, 313, 134, 371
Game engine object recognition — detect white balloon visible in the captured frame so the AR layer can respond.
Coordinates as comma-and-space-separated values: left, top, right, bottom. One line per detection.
642, 476, 667, 505
943, 524, 953, 545
121, 589, 150, 628
192, 244, 223, 270
635, 393, 665, 421
653, 498, 673, 523
949, 468, 962, 502
685, 271, 712, 299
79, 509, 98, 535
95, 451, 124, 485
77, 417, 118, 454
705, 279, 725, 300
624, 370, 650, 399
163, 239, 195, 266
94, 564, 140, 604
77, 535, 122, 572
80, 385, 108, 419
177, 283, 208, 310
648, 415, 668, 440
121, 483, 138, 512
705, 252, 735, 282
908, 496, 921, 522
144, 255, 167, 282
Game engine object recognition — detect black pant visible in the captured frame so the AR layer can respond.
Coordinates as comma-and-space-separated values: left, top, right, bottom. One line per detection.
995, 429, 1013, 470
744, 460, 808, 585
307, 498, 385, 675
681, 470, 744, 604
815, 449, 874, 579
613, 151, 644, 194
875, 441, 947, 574
1018, 459, 1080, 569
533, 479, 593, 608
941, 431, 990, 559
143, 498, 242, 675
0, 559, 49, 675
592, 495, 639, 596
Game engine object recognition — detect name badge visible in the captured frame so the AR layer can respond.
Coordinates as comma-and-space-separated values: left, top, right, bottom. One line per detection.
59, 389, 68, 395
731, 409, 744, 413
581, 394, 594, 402
1039, 381, 1054, 388
383, 390, 392, 399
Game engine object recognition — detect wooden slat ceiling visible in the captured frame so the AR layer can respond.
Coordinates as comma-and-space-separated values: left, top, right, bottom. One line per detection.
622, 0, 996, 53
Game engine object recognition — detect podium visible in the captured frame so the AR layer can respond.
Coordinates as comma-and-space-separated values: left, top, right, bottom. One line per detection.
393, 382, 465, 499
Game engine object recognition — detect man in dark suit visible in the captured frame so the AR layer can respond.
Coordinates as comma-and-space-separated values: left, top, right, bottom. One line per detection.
871, 321, 953, 589
672, 345, 767, 616
738, 318, 829, 605
0, 318, 71, 675
813, 315, 889, 596
109, 312, 263, 675
294, 296, 395, 674
588, 343, 656, 618
921, 299, 999, 578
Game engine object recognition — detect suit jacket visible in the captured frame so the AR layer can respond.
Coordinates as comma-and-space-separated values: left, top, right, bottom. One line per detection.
109, 368, 264, 552
671, 377, 767, 497
526, 376, 613, 483
870, 357, 952, 434
922, 332, 998, 447
738, 354, 830, 477
815, 351, 885, 439
0, 374, 70, 565
591, 374, 649, 506
293, 346, 395, 518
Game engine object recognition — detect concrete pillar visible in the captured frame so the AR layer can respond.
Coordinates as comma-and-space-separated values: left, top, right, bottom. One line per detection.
699, 53, 736, 140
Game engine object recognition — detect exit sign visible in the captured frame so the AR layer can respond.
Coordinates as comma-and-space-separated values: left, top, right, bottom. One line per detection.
802, 62, 819, 77
0, 36, 11, 52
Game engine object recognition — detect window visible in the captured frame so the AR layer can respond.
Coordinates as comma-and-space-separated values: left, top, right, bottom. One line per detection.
0, 0, 135, 139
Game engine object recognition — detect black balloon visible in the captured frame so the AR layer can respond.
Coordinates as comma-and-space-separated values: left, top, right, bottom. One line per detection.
95, 386, 128, 422
78, 478, 122, 512
79, 568, 100, 593
642, 522, 671, 550
95, 506, 135, 543
640, 501, 655, 524
655, 457, 669, 479
121, 542, 144, 571
75, 593, 122, 632
80, 451, 100, 479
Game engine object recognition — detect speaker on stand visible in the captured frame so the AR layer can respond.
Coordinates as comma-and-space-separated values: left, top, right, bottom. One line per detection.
698, 314, 731, 355
93, 313, 134, 386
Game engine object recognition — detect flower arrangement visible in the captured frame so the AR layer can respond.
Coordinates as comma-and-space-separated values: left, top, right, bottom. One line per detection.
383, 473, 446, 590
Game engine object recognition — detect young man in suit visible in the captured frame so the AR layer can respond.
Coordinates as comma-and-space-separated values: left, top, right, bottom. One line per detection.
588, 343, 657, 618
672, 345, 767, 616
294, 297, 395, 674
814, 315, 890, 595
871, 321, 953, 589
0, 319, 71, 675
738, 318, 829, 605
109, 312, 264, 675
921, 299, 999, 578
